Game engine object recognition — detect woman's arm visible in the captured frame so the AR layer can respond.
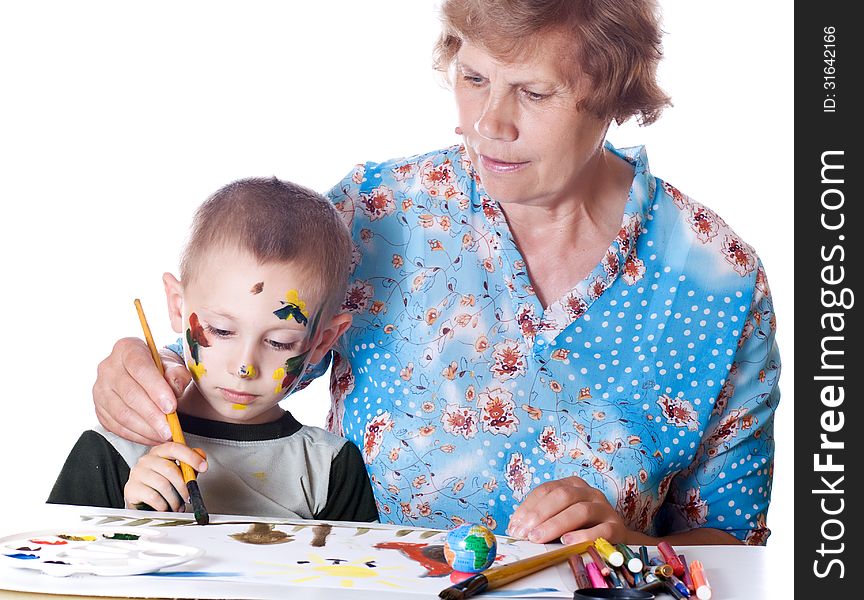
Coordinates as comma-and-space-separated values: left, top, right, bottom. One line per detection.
92, 337, 190, 445
508, 262, 780, 547
653, 261, 779, 545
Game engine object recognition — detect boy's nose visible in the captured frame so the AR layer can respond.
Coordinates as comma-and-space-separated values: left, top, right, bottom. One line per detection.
238, 363, 258, 379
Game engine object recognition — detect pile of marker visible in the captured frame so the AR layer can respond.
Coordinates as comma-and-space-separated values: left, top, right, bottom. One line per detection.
568, 538, 712, 600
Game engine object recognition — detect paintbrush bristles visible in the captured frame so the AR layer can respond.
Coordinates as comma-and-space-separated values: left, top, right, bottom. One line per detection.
437, 540, 594, 599
437, 573, 488, 600
186, 480, 209, 526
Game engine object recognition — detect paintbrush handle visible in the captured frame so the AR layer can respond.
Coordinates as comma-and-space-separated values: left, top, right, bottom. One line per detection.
134, 299, 198, 483
134, 297, 209, 525
165, 412, 198, 482
483, 540, 594, 588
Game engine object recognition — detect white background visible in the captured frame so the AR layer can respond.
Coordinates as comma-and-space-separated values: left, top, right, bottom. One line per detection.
0, 0, 792, 595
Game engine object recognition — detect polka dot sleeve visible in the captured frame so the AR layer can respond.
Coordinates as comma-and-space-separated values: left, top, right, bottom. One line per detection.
656, 261, 780, 544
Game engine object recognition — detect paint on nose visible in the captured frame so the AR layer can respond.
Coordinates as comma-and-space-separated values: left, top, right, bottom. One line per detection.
238, 364, 257, 379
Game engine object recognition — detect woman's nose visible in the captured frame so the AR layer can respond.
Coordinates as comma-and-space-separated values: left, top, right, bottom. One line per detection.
474, 95, 518, 142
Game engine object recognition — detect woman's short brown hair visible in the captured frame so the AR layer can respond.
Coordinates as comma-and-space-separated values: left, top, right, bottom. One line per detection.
433, 0, 672, 125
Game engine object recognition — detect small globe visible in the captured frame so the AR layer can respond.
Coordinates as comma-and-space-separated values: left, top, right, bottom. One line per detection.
443, 523, 497, 573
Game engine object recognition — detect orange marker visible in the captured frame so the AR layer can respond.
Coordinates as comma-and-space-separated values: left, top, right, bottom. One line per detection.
689, 560, 712, 600
657, 541, 685, 577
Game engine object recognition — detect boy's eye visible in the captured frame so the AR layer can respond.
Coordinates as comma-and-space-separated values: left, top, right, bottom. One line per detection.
205, 325, 234, 338
267, 339, 298, 352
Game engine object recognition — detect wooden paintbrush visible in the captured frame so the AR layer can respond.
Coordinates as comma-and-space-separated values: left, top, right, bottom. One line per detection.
134, 299, 209, 525
438, 539, 594, 599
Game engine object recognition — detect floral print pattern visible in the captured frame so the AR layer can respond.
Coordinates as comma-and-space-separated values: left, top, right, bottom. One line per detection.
313, 143, 779, 544
656, 394, 700, 431
477, 387, 519, 436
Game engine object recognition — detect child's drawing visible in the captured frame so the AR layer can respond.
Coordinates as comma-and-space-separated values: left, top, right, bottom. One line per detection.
0, 511, 573, 598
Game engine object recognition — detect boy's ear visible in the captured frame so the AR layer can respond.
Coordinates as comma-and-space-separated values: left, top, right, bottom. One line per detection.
308, 313, 352, 365
162, 272, 185, 334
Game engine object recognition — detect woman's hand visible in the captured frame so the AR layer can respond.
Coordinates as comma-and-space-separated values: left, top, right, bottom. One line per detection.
93, 337, 191, 445
506, 476, 630, 545
506, 476, 746, 546
124, 444, 208, 512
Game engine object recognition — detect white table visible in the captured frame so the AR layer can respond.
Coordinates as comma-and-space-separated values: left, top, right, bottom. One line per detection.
0, 504, 771, 600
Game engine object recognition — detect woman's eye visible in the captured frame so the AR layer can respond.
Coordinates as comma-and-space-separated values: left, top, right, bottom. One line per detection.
267, 340, 297, 352
463, 74, 485, 86
522, 89, 545, 101
205, 325, 233, 338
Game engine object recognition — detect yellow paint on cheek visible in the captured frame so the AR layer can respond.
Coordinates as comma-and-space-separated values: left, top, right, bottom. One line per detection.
188, 361, 207, 381
231, 404, 249, 411
273, 367, 286, 393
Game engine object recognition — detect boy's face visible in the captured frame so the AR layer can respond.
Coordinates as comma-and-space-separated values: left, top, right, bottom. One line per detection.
164, 246, 335, 424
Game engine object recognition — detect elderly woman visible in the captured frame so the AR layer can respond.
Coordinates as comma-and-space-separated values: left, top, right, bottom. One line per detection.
92, 0, 778, 547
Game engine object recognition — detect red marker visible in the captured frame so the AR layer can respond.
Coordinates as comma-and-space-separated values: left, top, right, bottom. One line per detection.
657, 541, 685, 577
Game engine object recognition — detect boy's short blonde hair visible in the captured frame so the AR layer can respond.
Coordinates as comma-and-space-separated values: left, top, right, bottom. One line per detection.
180, 177, 352, 321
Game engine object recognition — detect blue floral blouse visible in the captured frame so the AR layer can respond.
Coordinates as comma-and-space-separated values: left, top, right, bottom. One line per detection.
315, 142, 779, 544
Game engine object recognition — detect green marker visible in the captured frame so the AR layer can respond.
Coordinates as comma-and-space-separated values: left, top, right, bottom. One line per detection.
617, 542, 644, 573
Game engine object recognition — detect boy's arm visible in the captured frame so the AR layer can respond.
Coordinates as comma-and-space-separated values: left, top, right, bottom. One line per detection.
47, 431, 130, 509
315, 441, 378, 523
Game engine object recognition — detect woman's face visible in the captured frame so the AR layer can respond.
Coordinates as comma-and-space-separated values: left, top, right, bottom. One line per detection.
454, 35, 610, 207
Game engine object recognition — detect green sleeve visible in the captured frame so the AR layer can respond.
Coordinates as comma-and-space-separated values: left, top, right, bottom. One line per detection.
315, 441, 379, 522
47, 430, 130, 509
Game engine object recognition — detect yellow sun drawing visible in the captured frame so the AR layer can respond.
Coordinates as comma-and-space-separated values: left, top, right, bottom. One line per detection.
257, 554, 408, 588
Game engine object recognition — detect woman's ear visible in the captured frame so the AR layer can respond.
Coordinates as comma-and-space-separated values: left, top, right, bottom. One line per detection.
308, 313, 352, 365
162, 272, 185, 334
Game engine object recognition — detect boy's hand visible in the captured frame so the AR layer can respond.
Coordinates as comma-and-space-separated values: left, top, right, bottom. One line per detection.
93, 337, 192, 445
125, 444, 208, 512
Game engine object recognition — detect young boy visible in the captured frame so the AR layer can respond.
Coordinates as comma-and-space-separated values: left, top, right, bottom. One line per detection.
48, 178, 377, 522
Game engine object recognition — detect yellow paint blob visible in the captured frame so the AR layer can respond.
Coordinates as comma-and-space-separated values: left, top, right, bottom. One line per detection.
59, 535, 97, 541
231, 404, 249, 411
311, 564, 380, 579
284, 290, 309, 319
188, 362, 207, 380
273, 367, 286, 393
252, 472, 267, 480
256, 554, 405, 588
